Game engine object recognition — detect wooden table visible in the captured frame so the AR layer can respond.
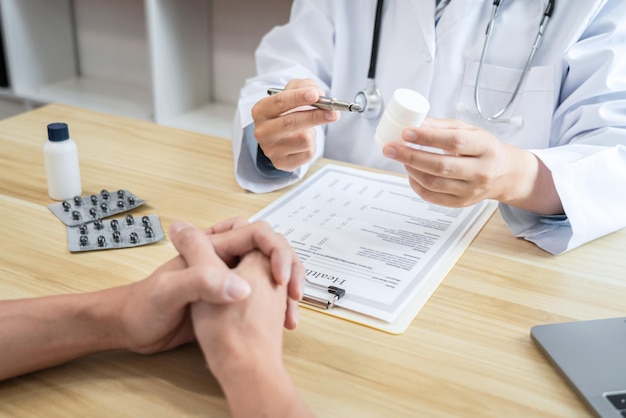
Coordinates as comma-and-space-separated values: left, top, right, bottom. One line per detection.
1, 103, 624, 417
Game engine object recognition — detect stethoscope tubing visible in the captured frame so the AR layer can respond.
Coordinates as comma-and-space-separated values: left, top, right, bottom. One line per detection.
358, 0, 555, 122
474, 0, 555, 121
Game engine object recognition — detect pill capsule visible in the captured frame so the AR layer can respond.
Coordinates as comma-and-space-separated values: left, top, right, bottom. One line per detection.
110, 219, 119, 231
145, 226, 154, 238
117, 190, 125, 199
79, 235, 89, 246
112, 230, 121, 243
93, 219, 103, 230
79, 224, 88, 235
97, 235, 106, 247
117, 201, 125, 209
62, 201, 71, 212
126, 214, 134, 226
89, 208, 98, 218
100, 202, 109, 212
72, 210, 81, 221
129, 232, 139, 244
128, 196, 136, 205
101, 189, 110, 199
73, 196, 83, 206
142, 216, 151, 227
90, 195, 98, 205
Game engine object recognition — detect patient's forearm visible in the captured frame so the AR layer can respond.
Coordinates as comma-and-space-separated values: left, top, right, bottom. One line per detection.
0, 291, 118, 381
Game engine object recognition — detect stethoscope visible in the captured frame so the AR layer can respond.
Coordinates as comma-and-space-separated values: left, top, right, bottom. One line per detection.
354, 0, 556, 121
353, 0, 385, 120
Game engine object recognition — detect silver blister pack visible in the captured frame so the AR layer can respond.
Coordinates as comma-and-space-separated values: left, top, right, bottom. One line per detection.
68, 214, 165, 252
49, 189, 146, 226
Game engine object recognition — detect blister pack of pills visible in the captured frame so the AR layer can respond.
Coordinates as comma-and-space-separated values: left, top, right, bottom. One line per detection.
48, 189, 146, 226
68, 214, 165, 252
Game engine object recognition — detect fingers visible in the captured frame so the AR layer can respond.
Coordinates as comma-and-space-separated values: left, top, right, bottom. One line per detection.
171, 220, 304, 316
287, 255, 305, 303
382, 118, 496, 183
284, 297, 300, 330
384, 143, 471, 181
253, 85, 338, 124
154, 265, 250, 310
420, 117, 471, 130
405, 173, 466, 207
170, 222, 221, 266
168, 221, 303, 333
257, 104, 339, 135
206, 217, 250, 235
400, 118, 491, 156
257, 127, 319, 172
208, 222, 287, 280
384, 143, 485, 205
382, 118, 520, 207
233, 250, 298, 329
284, 77, 323, 90
251, 79, 340, 172
258, 86, 320, 119
169, 222, 252, 303
254, 78, 325, 120
209, 221, 304, 301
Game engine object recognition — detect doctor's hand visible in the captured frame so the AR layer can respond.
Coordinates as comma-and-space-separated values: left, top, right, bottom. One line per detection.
381, 118, 563, 215
251, 78, 340, 172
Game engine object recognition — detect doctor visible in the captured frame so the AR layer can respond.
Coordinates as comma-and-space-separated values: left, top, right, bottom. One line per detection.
231, 0, 626, 255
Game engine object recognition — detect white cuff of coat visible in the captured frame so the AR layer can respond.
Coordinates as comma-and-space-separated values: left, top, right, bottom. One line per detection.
498, 203, 572, 255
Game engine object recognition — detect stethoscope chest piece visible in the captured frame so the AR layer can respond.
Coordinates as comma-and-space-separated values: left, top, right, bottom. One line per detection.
355, 78, 383, 120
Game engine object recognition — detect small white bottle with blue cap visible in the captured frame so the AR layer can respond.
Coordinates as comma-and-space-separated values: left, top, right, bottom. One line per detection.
44, 122, 82, 200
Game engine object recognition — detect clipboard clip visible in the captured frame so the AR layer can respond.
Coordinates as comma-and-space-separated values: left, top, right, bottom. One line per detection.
301, 278, 346, 310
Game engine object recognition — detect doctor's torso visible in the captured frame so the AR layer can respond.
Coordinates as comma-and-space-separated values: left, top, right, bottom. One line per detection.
315, 0, 605, 172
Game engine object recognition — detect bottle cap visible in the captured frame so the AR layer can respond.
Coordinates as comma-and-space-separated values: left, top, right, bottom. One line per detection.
47, 122, 70, 142
374, 88, 430, 147
387, 89, 430, 126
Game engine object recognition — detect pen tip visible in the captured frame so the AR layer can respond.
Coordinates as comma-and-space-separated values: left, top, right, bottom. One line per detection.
350, 103, 363, 113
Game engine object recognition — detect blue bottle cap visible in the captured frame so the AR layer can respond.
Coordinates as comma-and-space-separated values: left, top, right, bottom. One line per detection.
47, 122, 70, 142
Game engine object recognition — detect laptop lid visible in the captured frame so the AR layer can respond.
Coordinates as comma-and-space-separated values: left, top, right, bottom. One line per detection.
531, 317, 626, 418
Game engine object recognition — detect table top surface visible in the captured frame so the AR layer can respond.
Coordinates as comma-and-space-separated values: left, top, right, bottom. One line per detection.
1, 103, 624, 417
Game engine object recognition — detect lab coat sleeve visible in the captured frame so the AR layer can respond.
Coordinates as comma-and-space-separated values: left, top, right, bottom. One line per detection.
499, 1, 626, 254
231, 0, 335, 193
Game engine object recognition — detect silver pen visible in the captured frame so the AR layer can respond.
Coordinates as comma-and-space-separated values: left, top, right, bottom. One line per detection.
267, 87, 363, 113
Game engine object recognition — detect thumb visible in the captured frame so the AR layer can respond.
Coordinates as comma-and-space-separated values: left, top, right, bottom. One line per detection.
168, 221, 251, 303
216, 272, 252, 302
182, 265, 251, 303
158, 266, 251, 310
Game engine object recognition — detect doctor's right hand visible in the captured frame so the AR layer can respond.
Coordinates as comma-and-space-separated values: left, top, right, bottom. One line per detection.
251, 78, 340, 172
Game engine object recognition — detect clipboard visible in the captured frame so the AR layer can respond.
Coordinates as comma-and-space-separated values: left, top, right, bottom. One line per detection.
251, 164, 497, 335
298, 200, 496, 334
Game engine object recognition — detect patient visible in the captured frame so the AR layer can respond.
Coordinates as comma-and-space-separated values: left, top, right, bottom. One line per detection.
0, 218, 314, 418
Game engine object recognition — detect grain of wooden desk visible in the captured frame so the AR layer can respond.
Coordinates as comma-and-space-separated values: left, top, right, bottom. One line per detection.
1, 103, 625, 417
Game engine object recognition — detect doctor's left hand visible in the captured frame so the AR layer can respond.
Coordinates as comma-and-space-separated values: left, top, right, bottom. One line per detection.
381, 118, 563, 215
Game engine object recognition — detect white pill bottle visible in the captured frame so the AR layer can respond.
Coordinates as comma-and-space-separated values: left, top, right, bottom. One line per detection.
44, 122, 82, 200
374, 88, 430, 147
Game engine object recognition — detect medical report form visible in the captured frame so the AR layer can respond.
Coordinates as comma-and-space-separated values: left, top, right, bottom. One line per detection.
251, 164, 492, 324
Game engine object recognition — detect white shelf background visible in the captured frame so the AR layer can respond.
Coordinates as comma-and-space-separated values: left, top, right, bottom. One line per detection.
0, 0, 291, 139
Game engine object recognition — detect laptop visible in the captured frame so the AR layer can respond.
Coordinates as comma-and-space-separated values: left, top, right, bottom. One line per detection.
531, 317, 626, 418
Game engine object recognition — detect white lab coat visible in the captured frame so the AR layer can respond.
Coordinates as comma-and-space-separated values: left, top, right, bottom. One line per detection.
232, 0, 626, 254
